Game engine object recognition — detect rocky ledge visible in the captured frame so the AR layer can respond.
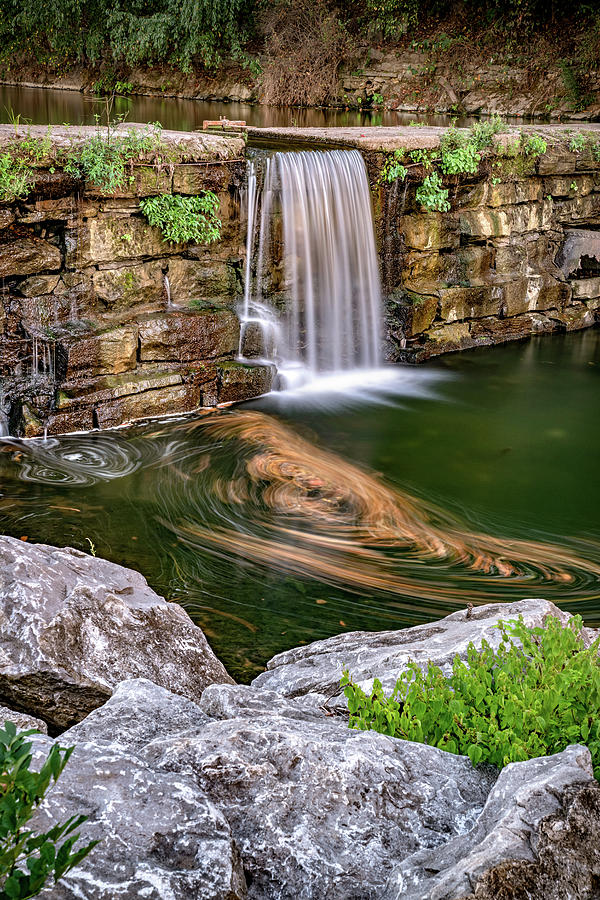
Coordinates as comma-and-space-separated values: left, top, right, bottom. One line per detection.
1, 538, 599, 898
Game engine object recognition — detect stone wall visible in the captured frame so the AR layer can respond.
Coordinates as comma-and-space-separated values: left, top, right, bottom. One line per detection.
0, 125, 274, 437
363, 126, 600, 361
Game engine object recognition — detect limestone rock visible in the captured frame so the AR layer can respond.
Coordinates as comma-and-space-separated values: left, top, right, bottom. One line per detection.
142, 700, 494, 899
419, 320, 472, 356
400, 213, 459, 251
74, 215, 179, 267
167, 255, 238, 305
92, 260, 167, 310
439, 285, 501, 322
94, 381, 202, 428
61, 326, 138, 379
251, 598, 578, 700
19, 274, 61, 297
469, 313, 537, 346
139, 309, 239, 362
0, 705, 47, 734
557, 228, 600, 277
64, 679, 210, 754
31, 734, 246, 900
396, 744, 600, 900
0, 536, 233, 730
571, 276, 600, 300
217, 360, 275, 402
0, 237, 61, 278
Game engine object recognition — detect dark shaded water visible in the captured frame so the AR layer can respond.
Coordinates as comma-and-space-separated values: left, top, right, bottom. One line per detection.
0, 83, 510, 130
1, 330, 599, 680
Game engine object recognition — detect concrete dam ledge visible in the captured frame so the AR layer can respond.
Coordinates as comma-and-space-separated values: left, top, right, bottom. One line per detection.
246, 123, 600, 151
1, 123, 600, 436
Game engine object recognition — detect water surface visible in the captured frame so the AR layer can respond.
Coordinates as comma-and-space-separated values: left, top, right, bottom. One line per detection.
0, 83, 520, 130
1, 330, 599, 679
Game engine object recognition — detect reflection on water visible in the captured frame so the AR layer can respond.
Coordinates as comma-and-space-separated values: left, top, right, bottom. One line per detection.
1, 331, 599, 680
0, 83, 509, 130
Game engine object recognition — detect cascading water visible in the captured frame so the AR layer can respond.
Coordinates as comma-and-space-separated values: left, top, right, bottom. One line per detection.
241, 149, 382, 386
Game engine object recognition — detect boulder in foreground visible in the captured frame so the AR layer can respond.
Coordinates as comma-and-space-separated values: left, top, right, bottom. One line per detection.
0, 536, 233, 731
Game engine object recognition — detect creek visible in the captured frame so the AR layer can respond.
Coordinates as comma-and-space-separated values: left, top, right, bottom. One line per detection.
1, 329, 599, 680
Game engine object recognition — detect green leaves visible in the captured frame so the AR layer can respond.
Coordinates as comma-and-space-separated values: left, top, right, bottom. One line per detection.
139, 192, 222, 245
378, 149, 408, 185
64, 123, 169, 193
0, 726, 97, 900
415, 172, 450, 211
0, 154, 34, 203
343, 615, 600, 779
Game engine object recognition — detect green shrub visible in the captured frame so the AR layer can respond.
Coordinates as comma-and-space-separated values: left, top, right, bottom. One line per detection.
342, 614, 600, 775
0, 154, 34, 202
64, 124, 167, 192
415, 172, 450, 211
569, 132, 586, 153
523, 134, 547, 157
139, 193, 221, 244
440, 137, 480, 175
378, 149, 408, 184
0, 722, 97, 898
469, 114, 508, 150
408, 147, 437, 170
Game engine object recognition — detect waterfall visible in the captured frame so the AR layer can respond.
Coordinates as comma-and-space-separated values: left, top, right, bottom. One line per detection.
164, 273, 172, 308
241, 149, 382, 383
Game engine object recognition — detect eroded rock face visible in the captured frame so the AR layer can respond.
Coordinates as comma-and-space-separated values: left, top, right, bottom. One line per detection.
59, 679, 495, 900
251, 598, 578, 700
31, 733, 246, 900
0, 536, 232, 731
396, 744, 600, 900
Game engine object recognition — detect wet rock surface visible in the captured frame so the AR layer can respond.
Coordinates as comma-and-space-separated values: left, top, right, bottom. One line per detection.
0, 124, 263, 437
0, 536, 232, 731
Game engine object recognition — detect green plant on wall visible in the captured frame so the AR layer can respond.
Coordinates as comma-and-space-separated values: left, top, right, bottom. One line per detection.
0, 722, 98, 898
64, 122, 170, 192
378, 149, 408, 184
342, 614, 600, 776
0, 153, 34, 202
415, 172, 450, 211
522, 134, 547, 157
139, 193, 221, 245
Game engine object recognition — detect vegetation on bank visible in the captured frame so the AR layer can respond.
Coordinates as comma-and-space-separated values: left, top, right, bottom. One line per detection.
0, 1, 598, 109
0, 121, 223, 245
139, 193, 221, 245
378, 119, 600, 212
0, 723, 96, 899
342, 615, 600, 776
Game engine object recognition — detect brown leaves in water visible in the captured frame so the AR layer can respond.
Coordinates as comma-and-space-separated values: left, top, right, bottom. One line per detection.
168, 410, 600, 605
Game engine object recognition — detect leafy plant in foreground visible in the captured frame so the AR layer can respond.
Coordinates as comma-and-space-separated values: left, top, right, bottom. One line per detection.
139, 193, 221, 245
0, 722, 98, 898
64, 123, 168, 192
342, 615, 600, 775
